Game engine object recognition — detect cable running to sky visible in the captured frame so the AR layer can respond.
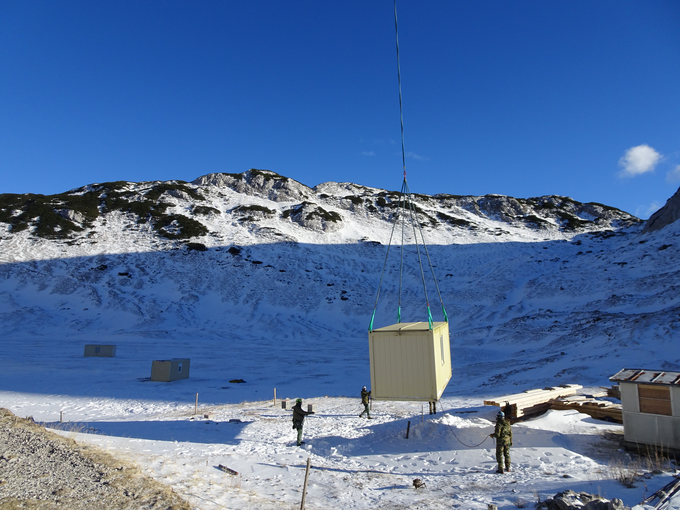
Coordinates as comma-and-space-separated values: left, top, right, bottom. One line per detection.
368, 0, 449, 332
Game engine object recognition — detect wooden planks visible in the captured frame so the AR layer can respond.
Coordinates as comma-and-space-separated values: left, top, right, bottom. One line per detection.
484, 384, 582, 419
550, 398, 622, 423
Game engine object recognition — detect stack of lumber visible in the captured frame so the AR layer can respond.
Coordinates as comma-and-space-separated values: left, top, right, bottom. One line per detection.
550, 396, 622, 423
484, 384, 583, 420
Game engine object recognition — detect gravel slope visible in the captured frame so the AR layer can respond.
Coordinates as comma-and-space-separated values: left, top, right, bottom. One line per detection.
0, 408, 190, 510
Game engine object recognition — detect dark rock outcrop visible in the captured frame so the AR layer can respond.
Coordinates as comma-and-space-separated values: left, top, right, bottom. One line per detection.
643, 186, 680, 233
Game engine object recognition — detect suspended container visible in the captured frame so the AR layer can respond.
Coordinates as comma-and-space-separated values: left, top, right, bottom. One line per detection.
366, 2, 452, 403
369, 321, 451, 401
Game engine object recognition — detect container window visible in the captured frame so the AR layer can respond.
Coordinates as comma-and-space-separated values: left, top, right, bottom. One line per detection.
440, 335, 445, 365
178, 362, 183, 373
638, 384, 671, 416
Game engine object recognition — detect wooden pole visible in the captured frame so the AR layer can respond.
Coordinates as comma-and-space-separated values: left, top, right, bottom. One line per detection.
274, 388, 277, 407
300, 457, 311, 510
406, 420, 411, 439
60, 411, 63, 423
421, 404, 424, 422
195, 393, 198, 415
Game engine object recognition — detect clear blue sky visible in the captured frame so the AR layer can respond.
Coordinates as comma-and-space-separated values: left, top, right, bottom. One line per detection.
1, 1, 679, 218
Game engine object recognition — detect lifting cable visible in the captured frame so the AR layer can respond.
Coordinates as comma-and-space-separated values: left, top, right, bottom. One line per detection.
436, 400, 492, 449
368, 0, 448, 332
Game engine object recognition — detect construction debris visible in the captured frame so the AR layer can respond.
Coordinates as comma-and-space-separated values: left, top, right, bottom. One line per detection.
635, 476, 680, 510
217, 465, 239, 476
484, 385, 582, 419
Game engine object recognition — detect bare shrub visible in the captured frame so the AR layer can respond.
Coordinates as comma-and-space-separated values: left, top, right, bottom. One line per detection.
608, 458, 641, 487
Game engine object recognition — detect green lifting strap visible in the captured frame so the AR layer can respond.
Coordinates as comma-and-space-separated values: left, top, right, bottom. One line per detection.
397, 305, 401, 323
369, 308, 377, 332
427, 305, 433, 330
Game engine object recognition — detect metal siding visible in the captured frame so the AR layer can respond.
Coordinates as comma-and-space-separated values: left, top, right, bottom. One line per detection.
673, 387, 680, 417
623, 412, 657, 444
368, 322, 451, 401
620, 382, 640, 413
657, 416, 680, 450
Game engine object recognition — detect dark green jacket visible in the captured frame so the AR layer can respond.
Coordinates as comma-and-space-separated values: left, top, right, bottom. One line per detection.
491, 418, 512, 445
292, 403, 311, 424
361, 389, 371, 405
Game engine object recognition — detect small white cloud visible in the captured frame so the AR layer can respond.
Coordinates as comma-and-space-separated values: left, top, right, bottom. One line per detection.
635, 201, 662, 219
361, 151, 376, 157
406, 151, 429, 161
666, 165, 680, 183
618, 144, 661, 177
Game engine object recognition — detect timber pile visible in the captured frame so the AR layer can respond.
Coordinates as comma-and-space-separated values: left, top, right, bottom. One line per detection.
550, 396, 622, 423
484, 384, 583, 420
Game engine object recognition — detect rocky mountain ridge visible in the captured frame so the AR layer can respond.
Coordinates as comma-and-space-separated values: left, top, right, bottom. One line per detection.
0, 169, 678, 393
0, 169, 642, 248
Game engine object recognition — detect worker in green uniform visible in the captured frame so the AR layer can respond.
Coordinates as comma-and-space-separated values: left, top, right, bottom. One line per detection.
359, 386, 372, 419
292, 398, 314, 446
489, 410, 512, 473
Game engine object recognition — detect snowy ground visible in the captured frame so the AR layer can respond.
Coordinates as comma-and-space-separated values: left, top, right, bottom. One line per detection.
1, 375, 678, 509
1, 178, 679, 508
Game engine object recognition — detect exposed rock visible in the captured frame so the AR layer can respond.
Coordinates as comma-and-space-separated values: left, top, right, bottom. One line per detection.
643, 186, 680, 233
56, 209, 85, 223
538, 490, 628, 510
193, 169, 313, 203
283, 202, 343, 233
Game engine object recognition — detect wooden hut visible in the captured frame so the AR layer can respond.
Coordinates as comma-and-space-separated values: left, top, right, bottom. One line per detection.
368, 321, 451, 402
609, 368, 680, 453
151, 359, 190, 382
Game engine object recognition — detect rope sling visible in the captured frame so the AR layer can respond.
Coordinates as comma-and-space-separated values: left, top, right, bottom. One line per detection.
368, 0, 448, 333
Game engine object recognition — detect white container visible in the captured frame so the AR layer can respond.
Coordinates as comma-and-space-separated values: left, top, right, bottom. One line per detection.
369, 321, 451, 402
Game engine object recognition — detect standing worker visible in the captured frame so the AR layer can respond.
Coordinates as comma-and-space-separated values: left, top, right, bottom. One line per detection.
489, 410, 512, 473
292, 398, 314, 446
359, 386, 372, 419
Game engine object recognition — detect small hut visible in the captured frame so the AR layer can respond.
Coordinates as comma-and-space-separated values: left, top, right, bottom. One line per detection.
609, 368, 680, 453
151, 359, 190, 382
84, 345, 116, 357
369, 321, 451, 402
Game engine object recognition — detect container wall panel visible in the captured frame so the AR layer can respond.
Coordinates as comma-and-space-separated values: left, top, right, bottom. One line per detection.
672, 387, 680, 417
620, 383, 640, 413
657, 416, 680, 450
623, 412, 657, 444
369, 322, 451, 401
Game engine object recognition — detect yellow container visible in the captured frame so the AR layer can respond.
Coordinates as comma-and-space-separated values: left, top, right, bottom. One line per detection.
83, 344, 116, 357
369, 322, 451, 401
150, 359, 190, 382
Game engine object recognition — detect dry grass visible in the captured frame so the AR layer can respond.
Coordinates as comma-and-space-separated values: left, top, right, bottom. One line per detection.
607, 458, 642, 488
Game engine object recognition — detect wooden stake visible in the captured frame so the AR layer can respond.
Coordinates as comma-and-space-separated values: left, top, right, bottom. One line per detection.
300, 457, 311, 510
421, 404, 424, 422
195, 393, 198, 415
60, 411, 63, 423
274, 388, 277, 407
406, 420, 411, 439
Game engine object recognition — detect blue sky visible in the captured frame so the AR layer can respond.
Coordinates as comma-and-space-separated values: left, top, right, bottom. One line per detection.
1, 1, 679, 218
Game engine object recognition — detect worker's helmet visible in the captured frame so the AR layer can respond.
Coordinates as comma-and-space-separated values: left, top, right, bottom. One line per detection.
296, 398, 302, 404
362, 386, 367, 391
497, 411, 504, 419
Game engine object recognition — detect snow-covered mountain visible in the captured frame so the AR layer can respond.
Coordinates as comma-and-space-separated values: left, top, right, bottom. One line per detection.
0, 169, 678, 396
